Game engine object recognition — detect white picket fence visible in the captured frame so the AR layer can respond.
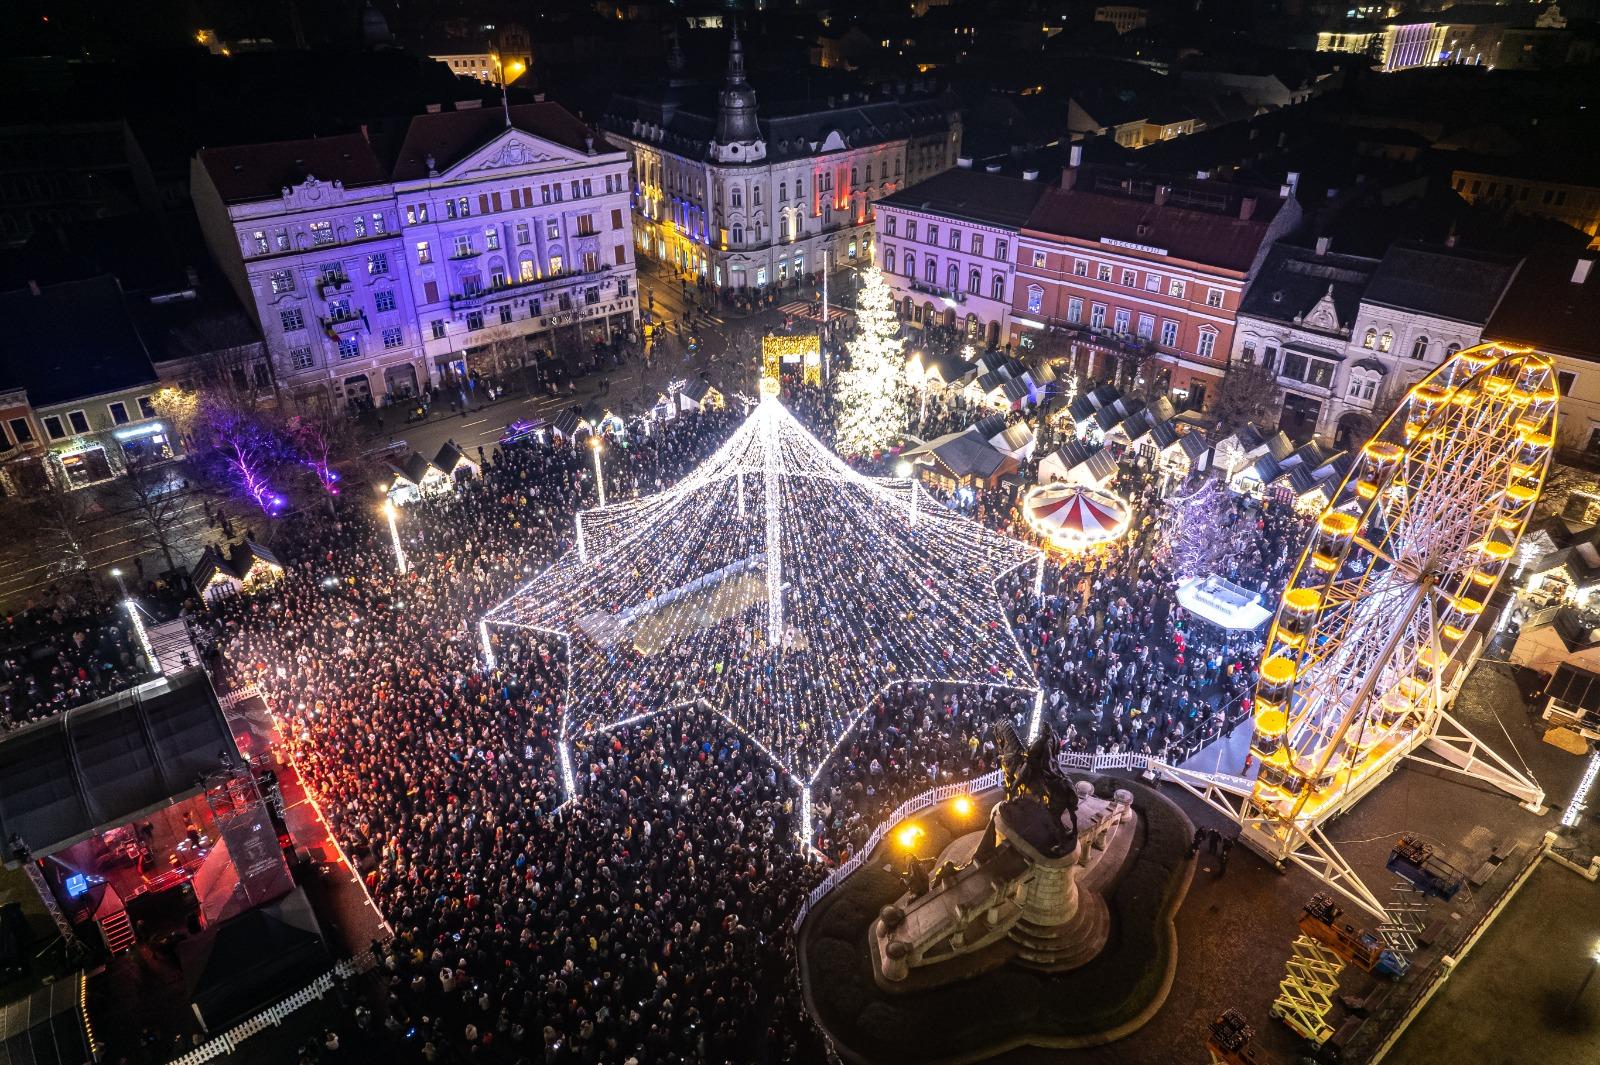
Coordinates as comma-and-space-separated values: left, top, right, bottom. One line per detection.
166, 951, 379, 1065
217, 684, 261, 710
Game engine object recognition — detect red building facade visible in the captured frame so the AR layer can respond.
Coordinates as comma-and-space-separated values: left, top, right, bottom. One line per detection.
1010, 162, 1298, 410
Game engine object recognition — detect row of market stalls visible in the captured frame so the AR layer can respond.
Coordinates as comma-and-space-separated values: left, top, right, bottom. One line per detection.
906, 349, 1055, 411
380, 441, 482, 504
191, 540, 285, 604
899, 412, 1038, 493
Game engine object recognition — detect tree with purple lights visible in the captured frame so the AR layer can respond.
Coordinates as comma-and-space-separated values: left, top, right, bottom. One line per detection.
1166, 475, 1232, 582
287, 412, 350, 514
197, 395, 288, 515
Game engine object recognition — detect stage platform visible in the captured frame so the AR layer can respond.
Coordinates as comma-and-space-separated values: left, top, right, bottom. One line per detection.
1176, 717, 1260, 784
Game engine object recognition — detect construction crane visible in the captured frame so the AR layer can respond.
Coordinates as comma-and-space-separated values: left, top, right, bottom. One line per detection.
1204, 1008, 1279, 1065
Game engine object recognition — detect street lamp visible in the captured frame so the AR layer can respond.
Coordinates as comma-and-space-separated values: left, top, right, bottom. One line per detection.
109, 566, 129, 599
383, 500, 408, 575
590, 436, 607, 508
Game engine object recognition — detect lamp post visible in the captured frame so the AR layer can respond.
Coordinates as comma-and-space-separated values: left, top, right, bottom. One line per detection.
590, 436, 607, 508
110, 566, 129, 599
383, 500, 408, 575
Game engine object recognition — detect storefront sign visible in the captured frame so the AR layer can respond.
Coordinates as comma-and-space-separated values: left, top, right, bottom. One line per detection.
1100, 237, 1169, 257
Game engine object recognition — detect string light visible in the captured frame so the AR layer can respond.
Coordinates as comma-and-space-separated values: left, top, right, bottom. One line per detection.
834, 267, 909, 456
483, 392, 1040, 787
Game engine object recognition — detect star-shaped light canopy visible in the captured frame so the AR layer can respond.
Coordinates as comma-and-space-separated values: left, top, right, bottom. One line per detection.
483, 395, 1040, 784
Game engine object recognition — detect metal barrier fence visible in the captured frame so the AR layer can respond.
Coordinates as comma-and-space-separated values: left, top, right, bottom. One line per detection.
166, 950, 380, 1065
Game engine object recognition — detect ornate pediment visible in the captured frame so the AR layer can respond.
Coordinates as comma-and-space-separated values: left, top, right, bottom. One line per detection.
440, 130, 584, 181
1302, 284, 1340, 332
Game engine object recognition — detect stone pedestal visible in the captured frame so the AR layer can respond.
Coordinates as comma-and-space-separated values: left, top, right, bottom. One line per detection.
998, 802, 1109, 973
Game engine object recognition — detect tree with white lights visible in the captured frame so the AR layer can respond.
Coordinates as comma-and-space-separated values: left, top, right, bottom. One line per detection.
1166, 475, 1233, 581
834, 268, 908, 456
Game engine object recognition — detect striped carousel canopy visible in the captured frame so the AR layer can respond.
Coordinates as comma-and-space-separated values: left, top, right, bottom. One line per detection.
1023, 483, 1132, 550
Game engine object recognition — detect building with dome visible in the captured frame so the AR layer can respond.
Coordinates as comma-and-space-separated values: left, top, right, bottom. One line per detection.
601, 30, 961, 291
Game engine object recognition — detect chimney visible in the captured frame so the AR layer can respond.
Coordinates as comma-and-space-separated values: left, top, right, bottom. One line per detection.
1576, 259, 1595, 285
27, 279, 40, 296
1068, 144, 1083, 169
1239, 196, 1257, 221
1315, 236, 1331, 257
1287, 170, 1300, 188
1154, 184, 1170, 206
956, 156, 973, 169
1022, 169, 1040, 181
1280, 183, 1293, 199
1196, 169, 1211, 180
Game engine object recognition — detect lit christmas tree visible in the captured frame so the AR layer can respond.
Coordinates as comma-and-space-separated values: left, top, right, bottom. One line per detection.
1166, 475, 1232, 581
834, 267, 908, 456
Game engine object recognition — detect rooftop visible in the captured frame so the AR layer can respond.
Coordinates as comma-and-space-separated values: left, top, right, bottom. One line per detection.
878, 167, 1050, 230
1484, 248, 1598, 360
196, 132, 389, 204
1239, 242, 1381, 330
391, 102, 602, 182
1363, 241, 1521, 325
0, 275, 159, 407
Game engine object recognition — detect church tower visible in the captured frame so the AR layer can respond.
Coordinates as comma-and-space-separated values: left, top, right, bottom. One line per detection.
711, 27, 765, 163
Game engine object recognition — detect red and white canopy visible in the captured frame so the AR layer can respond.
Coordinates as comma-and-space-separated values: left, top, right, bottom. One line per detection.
1024, 484, 1131, 549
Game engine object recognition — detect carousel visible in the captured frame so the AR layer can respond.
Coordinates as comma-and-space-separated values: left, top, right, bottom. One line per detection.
1022, 482, 1132, 553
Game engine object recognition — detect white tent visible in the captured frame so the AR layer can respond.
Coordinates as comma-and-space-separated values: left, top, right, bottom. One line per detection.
1176, 575, 1273, 630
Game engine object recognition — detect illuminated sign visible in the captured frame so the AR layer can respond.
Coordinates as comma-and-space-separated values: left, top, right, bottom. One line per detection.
1099, 237, 1169, 257
114, 421, 165, 441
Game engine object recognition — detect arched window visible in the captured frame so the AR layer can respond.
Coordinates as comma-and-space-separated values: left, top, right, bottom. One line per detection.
1379, 330, 1393, 353
731, 224, 743, 244
903, 297, 914, 318
1411, 336, 1429, 360
947, 263, 959, 291
1445, 342, 1461, 358
968, 268, 980, 295
904, 252, 915, 276
753, 185, 762, 206
1363, 328, 1378, 349
925, 257, 937, 284
990, 274, 1004, 300
730, 186, 743, 208
779, 182, 787, 203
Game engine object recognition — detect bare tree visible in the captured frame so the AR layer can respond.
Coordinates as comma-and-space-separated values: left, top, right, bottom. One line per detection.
109, 453, 189, 575
286, 410, 356, 514
1210, 357, 1283, 435
27, 474, 95, 579
471, 326, 531, 390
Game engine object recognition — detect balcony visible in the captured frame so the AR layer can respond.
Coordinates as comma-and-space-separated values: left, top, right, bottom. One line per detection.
448, 264, 614, 310
320, 310, 365, 334
317, 274, 351, 296
908, 279, 965, 305
449, 248, 481, 261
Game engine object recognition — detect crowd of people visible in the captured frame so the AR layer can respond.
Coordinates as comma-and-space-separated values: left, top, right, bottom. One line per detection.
3, 350, 1317, 1062
0, 601, 153, 729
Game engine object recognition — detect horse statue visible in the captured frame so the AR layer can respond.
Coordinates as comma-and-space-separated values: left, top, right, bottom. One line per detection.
993, 719, 1080, 842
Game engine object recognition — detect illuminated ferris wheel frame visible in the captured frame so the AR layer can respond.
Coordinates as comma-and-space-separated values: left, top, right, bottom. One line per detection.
1165, 343, 1554, 920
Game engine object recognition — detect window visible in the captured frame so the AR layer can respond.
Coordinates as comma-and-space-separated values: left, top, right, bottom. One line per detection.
730, 186, 743, 208
586, 286, 601, 305
42, 416, 65, 441
1067, 296, 1083, 323
367, 253, 388, 275
1205, 287, 1224, 308
990, 275, 1004, 300
405, 204, 428, 225
519, 258, 536, 283
328, 297, 353, 321
548, 254, 563, 275
309, 220, 334, 246
1121, 269, 1137, 287
904, 252, 915, 276
1379, 331, 1393, 353
484, 226, 500, 251
382, 327, 404, 349
886, 216, 896, 236
1026, 285, 1043, 313
1168, 278, 1185, 299
374, 290, 396, 313
1242, 341, 1257, 364
1284, 352, 1308, 381
280, 307, 304, 331
289, 346, 313, 370
9, 417, 33, 444
583, 251, 599, 273
431, 320, 447, 340
371, 213, 386, 234
516, 222, 530, 245
949, 229, 961, 250
353, 216, 367, 238
1113, 308, 1130, 333
546, 220, 560, 240
453, 234, 473, 258
968, 269, 980, 295
928, 225, 939, 246
1558, 370, 1577, 395
466, 311, 484, 330
906, 221, 917, 241
1197, 330, 1217, 359
1096, 263, 1112, 282
416, 241, 431, 265
618, 279, 630, 299
1411, 336, 1429, 360
338, 335, 360, 360
1144, 274, 1161, 292
1363, 328, 1377, 349
1263, 344, 1279, 370
925, 258, 937, 284
1073, 259, 1088, 277
1137, 313, 1154, 339
1160, 320, 1178, 347
967, 233, 982, 256
1090, 303, 1107, 328
576, 215, 596, 237
731, 225, 743, 245
251, 230, 268, 254
1032, 250, 1047, 269
1445, 342, 1461, 358
947, 263, 959, 290
108, 402, 129, 425
68, 410, 90, 434
270, 270, 295, 294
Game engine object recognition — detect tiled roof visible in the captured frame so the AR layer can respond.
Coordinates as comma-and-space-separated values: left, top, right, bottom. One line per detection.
1363, 241, 1520, 326
1024, 169, 1286, 273
391, 103, 601, 181
1484, 249, 1597, 361
198, 133, 389, 204
0, 275, 158, 407
878, 168, 1050, 230
1240, 243, 1380, 328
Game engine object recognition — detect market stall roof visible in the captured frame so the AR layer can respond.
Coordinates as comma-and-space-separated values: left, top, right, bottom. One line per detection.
0, 670, 237, 863
0, 974, 91, 1065
1175, 575, 1273, 630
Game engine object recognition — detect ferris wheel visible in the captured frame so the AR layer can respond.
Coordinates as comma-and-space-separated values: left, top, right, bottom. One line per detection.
1173, 343, 1555, 920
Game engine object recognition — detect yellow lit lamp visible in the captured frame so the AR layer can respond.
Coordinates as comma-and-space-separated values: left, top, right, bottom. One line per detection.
895, 822, 925, 851
950, 795, 974, 817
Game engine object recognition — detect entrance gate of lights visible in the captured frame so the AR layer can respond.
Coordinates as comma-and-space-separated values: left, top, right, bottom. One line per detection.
1161, 343, 1555, 921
